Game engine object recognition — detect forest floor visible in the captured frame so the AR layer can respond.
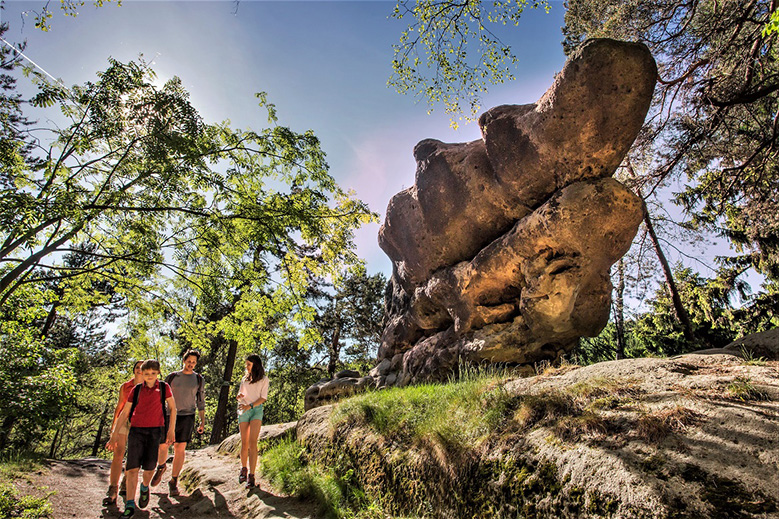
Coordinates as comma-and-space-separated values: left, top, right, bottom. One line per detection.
14, 444, 320, 519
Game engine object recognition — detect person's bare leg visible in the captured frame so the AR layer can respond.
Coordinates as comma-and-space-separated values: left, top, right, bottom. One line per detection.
239, 422, 250, 470
171, 442, 187, 478
141, 467, 154, 487
156, 442, 168, 466
108, 435, 127, 488
248, 420, 262, 476
125, 468, 140, 503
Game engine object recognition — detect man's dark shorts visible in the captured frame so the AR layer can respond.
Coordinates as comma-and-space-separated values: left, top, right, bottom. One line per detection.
126, 427, 164, 471
173, 414, 196, 444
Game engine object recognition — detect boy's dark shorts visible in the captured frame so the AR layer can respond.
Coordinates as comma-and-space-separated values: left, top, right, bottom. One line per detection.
126, 427, 164, 471
173, 414, 196, 444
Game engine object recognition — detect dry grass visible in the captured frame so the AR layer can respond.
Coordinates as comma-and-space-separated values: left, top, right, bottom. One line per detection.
636, 406, 702, 443
512, 391, 579, 429
535, 357, 581, 377
553, 412, 607, 441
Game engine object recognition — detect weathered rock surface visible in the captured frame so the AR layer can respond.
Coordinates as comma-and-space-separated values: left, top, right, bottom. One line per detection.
354, 38, 655, 397
696, 327, 779, 360
379, 39, 656, 290
303, 38, 657, 408
297, 349, 779, 518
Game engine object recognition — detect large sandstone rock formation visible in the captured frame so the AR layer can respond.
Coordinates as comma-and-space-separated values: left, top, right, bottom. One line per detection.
305, 39, 657, 409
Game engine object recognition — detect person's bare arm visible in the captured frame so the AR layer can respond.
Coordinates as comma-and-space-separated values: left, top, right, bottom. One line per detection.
104, 385, 125, 448
107, 401, 131, 451
165, 397, 177, 445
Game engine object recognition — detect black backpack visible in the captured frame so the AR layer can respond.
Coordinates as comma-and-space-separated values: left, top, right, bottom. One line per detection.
128, 381, 170, 431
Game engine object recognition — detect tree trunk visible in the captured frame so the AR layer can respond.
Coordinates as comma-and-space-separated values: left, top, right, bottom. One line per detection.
210, 336, 237, 445
91, 402, 110, 457
0, 415, 16, 449
41, 301, 60, 337
327, 322, 342, 378
644, 212, 695, 343
49, 423, 62, 459
614, 258, 626, 360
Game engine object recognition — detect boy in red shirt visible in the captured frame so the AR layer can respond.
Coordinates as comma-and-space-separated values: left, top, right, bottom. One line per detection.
109, 359, 177, 518
103, 360, 144, 505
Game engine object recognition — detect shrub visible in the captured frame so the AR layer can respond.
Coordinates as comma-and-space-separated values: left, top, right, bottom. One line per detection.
0, 483, 52, 519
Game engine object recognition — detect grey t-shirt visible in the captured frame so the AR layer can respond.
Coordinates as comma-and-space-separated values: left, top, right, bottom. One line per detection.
165, 371, 205, 416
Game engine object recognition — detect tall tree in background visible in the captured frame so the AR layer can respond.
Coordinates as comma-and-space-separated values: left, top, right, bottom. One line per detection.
310, 270, 386, 378
0, 28, 377, 448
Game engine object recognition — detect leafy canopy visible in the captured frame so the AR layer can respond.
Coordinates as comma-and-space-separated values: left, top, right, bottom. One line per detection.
389, 0, 550, 127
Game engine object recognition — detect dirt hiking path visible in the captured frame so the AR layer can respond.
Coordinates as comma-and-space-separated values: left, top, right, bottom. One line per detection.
19, 445, 319, 519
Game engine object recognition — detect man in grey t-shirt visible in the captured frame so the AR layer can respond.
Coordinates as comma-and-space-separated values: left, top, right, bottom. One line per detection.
150, 349, 206, 496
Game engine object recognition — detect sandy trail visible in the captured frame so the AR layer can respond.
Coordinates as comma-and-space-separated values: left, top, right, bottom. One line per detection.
18, 445, 319, 519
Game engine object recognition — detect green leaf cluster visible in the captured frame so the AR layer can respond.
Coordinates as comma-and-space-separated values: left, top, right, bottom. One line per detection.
389, 0, 550, 127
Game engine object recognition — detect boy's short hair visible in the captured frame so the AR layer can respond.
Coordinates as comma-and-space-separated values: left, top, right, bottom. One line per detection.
182, 349, 200, 362
141, 359, 161, 372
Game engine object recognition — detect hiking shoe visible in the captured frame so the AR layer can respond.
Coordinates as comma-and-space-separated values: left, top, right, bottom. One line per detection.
102, 485, 118, 506
150, 463, 166, 487
121, 504, 135, 518
138, 485, 150, 509
168, 479, 180, 497
246, 473, 256, 489
238, 467, 248, 484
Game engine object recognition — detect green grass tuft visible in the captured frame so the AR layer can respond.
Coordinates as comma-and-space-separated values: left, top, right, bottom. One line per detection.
260, 437, 378, 519
0, 483, 52, 519
739, 347, 767, 366
726, 376, 769, 401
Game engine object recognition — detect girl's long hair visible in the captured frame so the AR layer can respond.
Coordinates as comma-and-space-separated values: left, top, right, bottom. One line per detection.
244, 354, 265, 384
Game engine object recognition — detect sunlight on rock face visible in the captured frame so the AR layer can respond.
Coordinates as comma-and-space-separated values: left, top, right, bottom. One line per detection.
307, 39, 658, 408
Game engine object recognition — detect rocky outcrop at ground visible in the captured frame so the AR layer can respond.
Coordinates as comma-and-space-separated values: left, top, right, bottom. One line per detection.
297, 344, 779, 519
306, 38, 658, 408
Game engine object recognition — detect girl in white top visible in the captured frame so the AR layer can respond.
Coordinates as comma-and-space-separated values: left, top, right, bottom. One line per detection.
236, 354, 269, 489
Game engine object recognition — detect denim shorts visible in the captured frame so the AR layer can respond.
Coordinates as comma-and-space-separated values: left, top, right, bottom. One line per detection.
238, 404, 264, 423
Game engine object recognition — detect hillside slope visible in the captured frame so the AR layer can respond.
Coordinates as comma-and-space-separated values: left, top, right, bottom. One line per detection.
297, 350, 779, 518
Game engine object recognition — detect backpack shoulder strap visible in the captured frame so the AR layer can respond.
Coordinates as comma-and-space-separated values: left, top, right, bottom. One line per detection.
159, 381, 169, 407
128, 383, 142, 421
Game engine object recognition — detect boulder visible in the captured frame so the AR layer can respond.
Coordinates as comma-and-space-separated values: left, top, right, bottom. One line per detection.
305, 38, 657, 407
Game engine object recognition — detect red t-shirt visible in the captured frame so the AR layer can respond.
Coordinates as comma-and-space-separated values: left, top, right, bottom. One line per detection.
113, 379, 137, 422
119, 379, 135, 409
126, 380, 173, 428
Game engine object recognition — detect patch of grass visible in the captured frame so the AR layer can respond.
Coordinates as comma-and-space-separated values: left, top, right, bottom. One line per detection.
0, 451, 45, 482
0, 452, 51, 519
535, 357, 581, 377
512, 391, 579, 430
0, 483, 52, 519
636, 406, 701, 442
739, 347, 767, 366
260, 437, 379, 519
334, 372, 515, 458
567, 376, 642, 402
553, 411, 607, 441
726, 376, 769, 401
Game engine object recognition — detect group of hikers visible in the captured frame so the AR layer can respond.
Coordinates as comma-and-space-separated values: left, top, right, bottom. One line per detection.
103, 349, 270, 518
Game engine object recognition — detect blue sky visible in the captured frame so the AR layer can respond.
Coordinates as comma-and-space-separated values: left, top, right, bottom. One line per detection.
1, 0, 568, 278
